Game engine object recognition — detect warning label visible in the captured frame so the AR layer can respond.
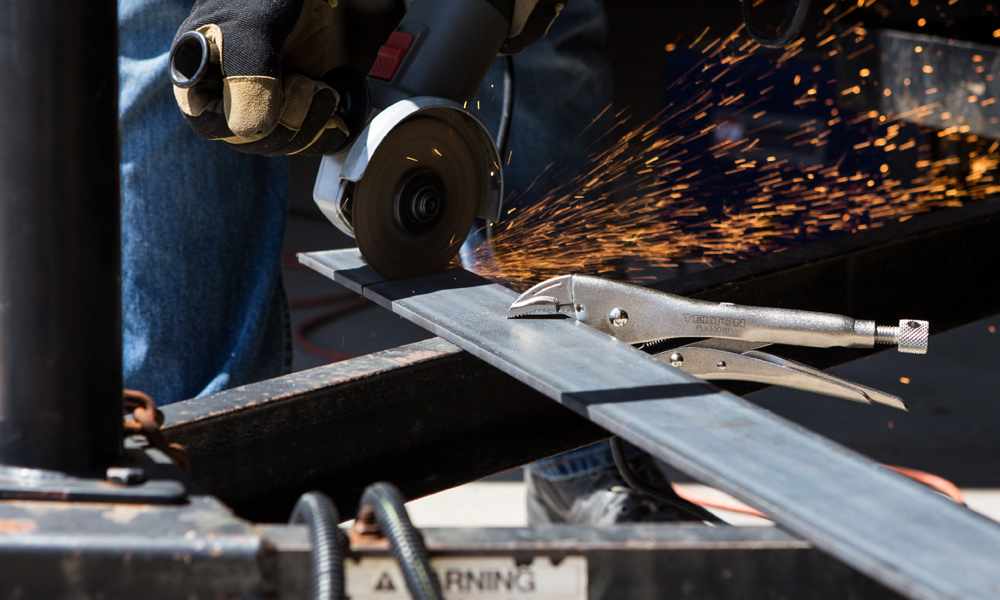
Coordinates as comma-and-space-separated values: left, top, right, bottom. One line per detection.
346, 556, 587, 599
375, 572, 396, 592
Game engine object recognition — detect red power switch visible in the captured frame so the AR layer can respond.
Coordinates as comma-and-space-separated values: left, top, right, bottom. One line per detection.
369, 31, 414, 81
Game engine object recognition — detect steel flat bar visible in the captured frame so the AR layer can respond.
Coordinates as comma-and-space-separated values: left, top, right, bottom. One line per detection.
302, 248, 1000, 600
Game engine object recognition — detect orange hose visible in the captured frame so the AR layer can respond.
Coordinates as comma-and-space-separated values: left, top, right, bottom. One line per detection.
672, 464, 964, 520
884, 465, 965, 504
672, 484, 768, 518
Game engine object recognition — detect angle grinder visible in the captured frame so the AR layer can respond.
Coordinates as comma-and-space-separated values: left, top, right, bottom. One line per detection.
169, 0, 514, 279
313, 0, 513, 279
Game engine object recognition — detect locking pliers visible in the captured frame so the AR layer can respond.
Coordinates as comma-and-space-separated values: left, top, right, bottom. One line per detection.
508, 274, 929, 410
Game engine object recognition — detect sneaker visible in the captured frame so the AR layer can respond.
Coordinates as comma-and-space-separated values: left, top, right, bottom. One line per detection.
526, 455, 698, 525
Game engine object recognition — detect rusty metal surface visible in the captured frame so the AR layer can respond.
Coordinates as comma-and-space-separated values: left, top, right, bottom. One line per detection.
0, 494, 900, 599
0, 489, 275, 598
0, 446, 187, 505
124, 389, 191, 474
162, 338, 607, 521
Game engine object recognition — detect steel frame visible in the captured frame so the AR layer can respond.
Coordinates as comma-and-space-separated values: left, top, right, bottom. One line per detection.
161, 337, 607, 521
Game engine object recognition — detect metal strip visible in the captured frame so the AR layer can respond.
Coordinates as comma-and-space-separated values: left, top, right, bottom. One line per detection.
302, 248, 1000, 600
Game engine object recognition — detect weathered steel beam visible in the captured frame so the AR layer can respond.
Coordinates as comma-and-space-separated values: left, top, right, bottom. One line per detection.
301, 246, 1000, 600
162, 338, 607, 521
0, 490, 274, 598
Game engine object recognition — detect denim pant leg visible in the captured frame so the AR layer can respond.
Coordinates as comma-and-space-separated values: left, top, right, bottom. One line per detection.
119, 0, 290, 406
471, 0, 621, 481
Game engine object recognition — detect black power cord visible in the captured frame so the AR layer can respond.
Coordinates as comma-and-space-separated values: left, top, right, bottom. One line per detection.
742, 0, 812, 49
460, 54, 516, 261
290, 492, 345, 600
495, 55, 516, 159
610, 437, 725, 523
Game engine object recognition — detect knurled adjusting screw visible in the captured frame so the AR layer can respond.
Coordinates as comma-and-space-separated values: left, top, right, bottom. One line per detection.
874, 319, 930, 354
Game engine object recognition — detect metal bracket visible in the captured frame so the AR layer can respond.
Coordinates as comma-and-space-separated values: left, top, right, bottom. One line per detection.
0, 448, 186, 505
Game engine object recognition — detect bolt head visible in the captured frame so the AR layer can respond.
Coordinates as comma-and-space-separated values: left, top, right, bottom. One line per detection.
351, 505, 383, 538
897, 319, 930, 354
106, 466, 146, 486
669, 353, 684, 367
717, 361, 727, 370
609, 308, 629, 328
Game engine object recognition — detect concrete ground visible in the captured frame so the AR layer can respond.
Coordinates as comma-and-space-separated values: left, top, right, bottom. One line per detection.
282, 201, 1000, 529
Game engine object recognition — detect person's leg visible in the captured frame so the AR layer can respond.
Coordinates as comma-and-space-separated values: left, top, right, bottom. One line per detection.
526, 441, 693, 524
119, 0, 290, 405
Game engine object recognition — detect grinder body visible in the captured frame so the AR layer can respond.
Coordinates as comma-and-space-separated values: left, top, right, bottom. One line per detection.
313, 0, 513, 279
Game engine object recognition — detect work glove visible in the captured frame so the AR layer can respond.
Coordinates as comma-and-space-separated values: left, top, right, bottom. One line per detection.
502, 0, 567, 54
171, 0, 348, 156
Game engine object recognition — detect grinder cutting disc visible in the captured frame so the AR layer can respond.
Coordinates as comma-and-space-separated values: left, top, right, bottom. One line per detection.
353, 116, 486, 279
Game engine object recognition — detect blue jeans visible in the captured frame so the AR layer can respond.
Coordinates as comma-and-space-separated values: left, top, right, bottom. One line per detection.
119, 0, 617, 478
119, 0, 290, 405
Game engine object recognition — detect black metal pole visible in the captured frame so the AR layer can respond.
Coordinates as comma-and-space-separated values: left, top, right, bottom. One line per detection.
0, 0, 122, 470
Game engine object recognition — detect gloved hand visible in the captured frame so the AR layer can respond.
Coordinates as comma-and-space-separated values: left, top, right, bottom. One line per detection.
171, 0, 348, 156
502, 0, 567, 54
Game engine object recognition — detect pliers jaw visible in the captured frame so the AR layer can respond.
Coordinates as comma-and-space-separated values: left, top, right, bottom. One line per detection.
662, 339, 908, 410
507, 275, 580, 318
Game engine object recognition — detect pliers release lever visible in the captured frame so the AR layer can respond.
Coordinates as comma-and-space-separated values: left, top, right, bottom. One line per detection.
508, 274, 929, 411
